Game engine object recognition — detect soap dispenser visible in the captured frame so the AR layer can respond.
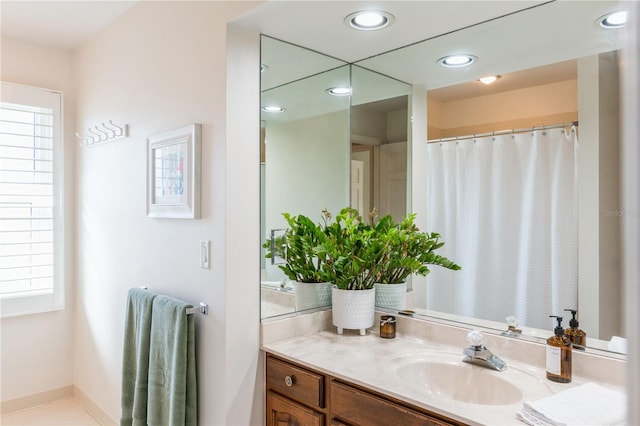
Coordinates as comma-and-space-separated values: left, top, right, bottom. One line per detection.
546, 315, 572, 383
564, 308, 586, 350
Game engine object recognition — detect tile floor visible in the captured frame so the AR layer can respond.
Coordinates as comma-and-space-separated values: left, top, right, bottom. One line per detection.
1, 398, 100, 425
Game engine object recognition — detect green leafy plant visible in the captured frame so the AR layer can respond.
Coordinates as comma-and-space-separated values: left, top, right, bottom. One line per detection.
372, 212, 461, 284
317, 207, 388, 290
263, 213, 328, 283
265, 207, 461, 290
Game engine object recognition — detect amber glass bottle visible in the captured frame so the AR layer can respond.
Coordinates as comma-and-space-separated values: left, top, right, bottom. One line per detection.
546, 316, 572, 383
564, 309, 587, 350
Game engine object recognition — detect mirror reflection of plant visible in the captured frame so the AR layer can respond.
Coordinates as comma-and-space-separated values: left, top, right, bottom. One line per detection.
263, 213, 328, 283
263, 233, 286, 262
372, 212, 461, 284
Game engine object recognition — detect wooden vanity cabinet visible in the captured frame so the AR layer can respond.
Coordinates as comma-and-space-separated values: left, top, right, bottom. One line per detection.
266, 355, 326, 426
266, 354, 465, 426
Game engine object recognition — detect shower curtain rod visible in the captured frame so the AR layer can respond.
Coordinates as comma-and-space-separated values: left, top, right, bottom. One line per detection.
428, 121, 579, 143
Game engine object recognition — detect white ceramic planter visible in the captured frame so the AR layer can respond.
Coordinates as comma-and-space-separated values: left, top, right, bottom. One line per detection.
294, 281, 332, 311
331, 286, 375, 336
374, 282, 407, 311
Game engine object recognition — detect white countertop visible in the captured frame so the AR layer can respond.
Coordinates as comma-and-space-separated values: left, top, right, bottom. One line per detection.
262, 328, 619, 426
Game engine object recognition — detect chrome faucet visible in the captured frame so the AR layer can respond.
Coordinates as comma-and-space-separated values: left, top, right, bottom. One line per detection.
462, 330, 507, 371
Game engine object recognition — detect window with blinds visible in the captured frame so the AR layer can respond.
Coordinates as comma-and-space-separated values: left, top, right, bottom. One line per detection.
1, 82, 64, 317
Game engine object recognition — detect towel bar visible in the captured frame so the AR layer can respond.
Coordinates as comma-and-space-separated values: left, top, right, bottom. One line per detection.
140, 287, 208, 315
186, 303, 208, 315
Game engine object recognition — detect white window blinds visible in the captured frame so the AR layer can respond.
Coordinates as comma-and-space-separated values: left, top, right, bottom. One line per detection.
1, 82, 64, 316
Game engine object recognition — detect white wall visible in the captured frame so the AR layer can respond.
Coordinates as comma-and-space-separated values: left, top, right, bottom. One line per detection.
0, 37, 76, 403
577, 53, 622, 341
621, 3, 640, 423
73, 2, 260, 424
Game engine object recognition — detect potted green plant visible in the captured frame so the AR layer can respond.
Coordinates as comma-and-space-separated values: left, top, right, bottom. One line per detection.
317, 207, 388, 335
372, 212, 461, 310
263, 213, 332, 311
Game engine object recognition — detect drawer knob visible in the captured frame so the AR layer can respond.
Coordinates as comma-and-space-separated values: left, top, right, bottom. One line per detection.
284, 375, 295, 387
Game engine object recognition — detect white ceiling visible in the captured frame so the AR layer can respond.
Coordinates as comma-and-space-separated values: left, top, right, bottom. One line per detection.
0, 0, 544, 54
256, 1, 624, 123
1, 1, 136, 49
235, 1, 545, 64
427, 60, 578, 103
354, 1, 623, 90
1, 1, 624, 105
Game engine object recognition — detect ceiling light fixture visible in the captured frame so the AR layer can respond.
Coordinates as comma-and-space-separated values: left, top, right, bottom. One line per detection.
345, 10, 395, 31
598, 10, 627, 28
261, 106, 285, 113
437, 54, 477, 68
326, 87, 352, 96
478, 75, 501, 85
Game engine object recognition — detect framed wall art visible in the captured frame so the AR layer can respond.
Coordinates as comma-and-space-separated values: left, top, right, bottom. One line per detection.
147, 123, 201, 218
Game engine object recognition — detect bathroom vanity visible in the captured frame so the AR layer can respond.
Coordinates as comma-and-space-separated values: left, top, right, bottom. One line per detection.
266, 354, 461, 426
261, 311, 626, 426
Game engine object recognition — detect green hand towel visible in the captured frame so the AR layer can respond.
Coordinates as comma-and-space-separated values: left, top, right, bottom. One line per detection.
121, 288, 157, 426
147, 295, 197, 426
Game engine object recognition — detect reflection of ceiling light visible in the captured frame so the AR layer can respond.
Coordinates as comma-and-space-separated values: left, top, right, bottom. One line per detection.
345, 11, 395, 30
261, 106, 285, 113
326, 87, 352, 96
478, 75, 501, 85
437, 54, 477, 68
260, 64, 268, 72
598, 11, 627, 28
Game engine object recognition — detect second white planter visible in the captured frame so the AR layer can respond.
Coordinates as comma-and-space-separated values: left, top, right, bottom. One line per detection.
294, 281, 332, 311
331, 286, 375, 336
374, 282, 407, 311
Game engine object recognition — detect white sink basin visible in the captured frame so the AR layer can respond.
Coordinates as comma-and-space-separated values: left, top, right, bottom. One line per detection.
385, 351, 552, 406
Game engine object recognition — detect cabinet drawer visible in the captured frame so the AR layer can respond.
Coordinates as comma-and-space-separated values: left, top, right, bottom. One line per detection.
267, 356, 325, 409
331, 380, 458, 426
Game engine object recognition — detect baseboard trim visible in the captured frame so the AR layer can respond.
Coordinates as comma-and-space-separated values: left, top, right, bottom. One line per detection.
73, 387, 117, 426
1, 385, 117, 426
1, 385, 73, 415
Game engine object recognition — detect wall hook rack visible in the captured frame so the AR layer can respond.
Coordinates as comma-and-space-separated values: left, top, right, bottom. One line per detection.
77, 120, 129, 147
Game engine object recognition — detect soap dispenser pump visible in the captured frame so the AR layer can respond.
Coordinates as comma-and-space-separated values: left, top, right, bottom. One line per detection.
546, 315, 572, 383
564, 308, 586, 350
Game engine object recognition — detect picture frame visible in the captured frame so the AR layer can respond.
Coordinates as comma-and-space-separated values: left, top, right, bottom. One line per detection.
147, 123, 201, 219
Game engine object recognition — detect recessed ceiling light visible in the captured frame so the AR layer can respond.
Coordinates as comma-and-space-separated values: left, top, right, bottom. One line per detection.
478, 75, 501, 85
598, 10, 627, 28
326, 87, 352, 96
345, 11, 395, 31
437, 54, 477, 68
261, 106, 285, 113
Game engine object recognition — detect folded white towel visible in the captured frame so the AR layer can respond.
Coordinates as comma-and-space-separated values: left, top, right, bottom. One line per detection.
517, 382, 625, 426
608, 336, 628, 354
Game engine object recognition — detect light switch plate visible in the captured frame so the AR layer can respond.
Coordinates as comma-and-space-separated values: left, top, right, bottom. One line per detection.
200, 240, 210, 269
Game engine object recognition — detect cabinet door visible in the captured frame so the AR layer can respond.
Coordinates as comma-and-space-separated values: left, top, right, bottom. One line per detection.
267, 391, 324, 426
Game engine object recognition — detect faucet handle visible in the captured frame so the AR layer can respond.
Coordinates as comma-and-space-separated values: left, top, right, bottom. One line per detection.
466, 329, 484, 347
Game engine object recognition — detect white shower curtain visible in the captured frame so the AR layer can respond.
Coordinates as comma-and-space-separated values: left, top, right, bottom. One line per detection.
425, 128, 578, 331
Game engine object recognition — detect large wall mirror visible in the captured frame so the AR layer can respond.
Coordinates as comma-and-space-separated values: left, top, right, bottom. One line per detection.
260, 1, 627, 357
260, 36, 411, 318
260, 36, 350, 318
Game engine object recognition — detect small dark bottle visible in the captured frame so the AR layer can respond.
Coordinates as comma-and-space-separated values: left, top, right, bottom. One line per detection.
564, 309, 587, 350
546, 315, 572, 383
379, 315, 396, 339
